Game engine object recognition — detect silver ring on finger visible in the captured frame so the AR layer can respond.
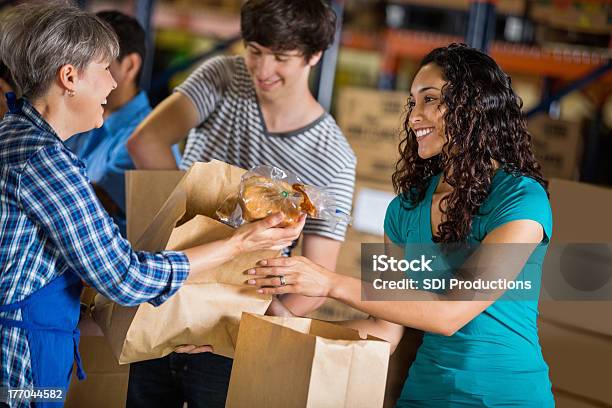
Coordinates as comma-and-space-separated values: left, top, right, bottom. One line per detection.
279, 275, 287, 286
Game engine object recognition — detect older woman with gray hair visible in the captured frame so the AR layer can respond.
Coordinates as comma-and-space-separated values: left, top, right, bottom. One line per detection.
0, 3, 304, 407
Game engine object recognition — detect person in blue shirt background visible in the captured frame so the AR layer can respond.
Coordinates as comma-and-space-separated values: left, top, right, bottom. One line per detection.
65, 10, 179, 237
250, 43, 555, 407
0, 62, 16, 118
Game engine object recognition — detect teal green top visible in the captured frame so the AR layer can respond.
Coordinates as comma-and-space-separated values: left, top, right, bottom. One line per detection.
385, 170, 555, 407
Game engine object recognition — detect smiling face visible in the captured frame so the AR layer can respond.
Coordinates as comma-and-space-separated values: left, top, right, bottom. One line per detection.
105, 58, 125, 113
408, 63, 448, 159
71, 58, 117, 131
244, 42, 319, 101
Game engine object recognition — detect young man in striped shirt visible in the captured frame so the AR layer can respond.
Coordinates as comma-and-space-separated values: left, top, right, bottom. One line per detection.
127, 0, 356, 406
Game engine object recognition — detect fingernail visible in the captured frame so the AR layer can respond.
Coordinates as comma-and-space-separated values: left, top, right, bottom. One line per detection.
257, 289, 264, 294
248, 269, 255, 275
248, 279, 256, 285
258, 260, 267, 266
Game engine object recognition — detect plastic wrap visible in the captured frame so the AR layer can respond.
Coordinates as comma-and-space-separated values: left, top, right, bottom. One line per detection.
216, 165, 351, 228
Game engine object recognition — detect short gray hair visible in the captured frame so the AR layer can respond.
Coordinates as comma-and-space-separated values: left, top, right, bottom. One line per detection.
0, 0, 119, 99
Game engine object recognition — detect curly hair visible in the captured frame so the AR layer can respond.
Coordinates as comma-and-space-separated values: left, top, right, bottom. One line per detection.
392, 43, 548, 243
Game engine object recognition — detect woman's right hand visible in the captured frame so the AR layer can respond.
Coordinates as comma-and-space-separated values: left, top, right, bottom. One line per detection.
246, 255, 338, 297
230, 213, 306, 253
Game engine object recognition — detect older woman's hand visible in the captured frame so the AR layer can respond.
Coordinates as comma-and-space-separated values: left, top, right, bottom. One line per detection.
231, 213, 306, 253
246, 256, 337, 297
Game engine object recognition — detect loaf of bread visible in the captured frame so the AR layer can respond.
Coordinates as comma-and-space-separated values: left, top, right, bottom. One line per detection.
239, 176, 316, 227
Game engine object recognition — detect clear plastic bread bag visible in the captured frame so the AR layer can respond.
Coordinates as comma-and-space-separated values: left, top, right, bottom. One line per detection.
216, 165, 351, 230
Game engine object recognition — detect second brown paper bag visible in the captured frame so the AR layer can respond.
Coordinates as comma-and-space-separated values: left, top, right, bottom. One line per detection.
94, 160, 278, 364
226, 313, 391, 408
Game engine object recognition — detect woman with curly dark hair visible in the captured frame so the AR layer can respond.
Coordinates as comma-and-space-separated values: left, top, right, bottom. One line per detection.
249, 43, 555, 406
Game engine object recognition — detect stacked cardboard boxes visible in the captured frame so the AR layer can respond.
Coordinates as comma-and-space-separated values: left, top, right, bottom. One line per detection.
336, 86, 585, 182
528, 115, 583, 180
389, 0, 527, 15
335, 87, 408, 184
335, 49, 383, 90
530, 0, 611, 34
163, 0, 243, 14
512, 74, 584, 182
538, 179, 612, 407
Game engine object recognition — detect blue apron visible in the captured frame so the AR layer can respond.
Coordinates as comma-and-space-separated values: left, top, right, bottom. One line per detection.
0, 272, 86, 407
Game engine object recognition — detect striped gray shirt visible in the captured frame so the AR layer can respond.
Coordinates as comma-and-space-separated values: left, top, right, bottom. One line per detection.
175, 56, 356, 241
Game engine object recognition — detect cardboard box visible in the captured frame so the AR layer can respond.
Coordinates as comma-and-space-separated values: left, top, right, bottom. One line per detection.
336, 88, 408, 183
531, 1, 610, 33
335, 49, 382, 89
511, 75, 543, 112
548, 178, 612, 244
541, 178, 612, 337
554, 392, 605, 408
65, 336, 129, 408
538, 178, 612, 405
539, 319, 612, 405
528, 115, 583, 180
539, 301, 612, 338
390, 0, 526, 15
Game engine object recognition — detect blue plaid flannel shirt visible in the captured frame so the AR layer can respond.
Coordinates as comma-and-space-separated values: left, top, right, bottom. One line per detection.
0, 97, 189, 406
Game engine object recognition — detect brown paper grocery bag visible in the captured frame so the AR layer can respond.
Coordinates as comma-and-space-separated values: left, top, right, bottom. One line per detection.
94, 161, 277, 364
226, 313, 391, 408
125, 170, 184, 243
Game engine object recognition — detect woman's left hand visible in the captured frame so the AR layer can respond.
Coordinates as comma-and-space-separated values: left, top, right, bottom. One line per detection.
246, 256, 336, 297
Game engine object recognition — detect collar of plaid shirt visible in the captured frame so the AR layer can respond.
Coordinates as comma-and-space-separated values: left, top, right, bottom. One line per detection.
6, 92, 61, 142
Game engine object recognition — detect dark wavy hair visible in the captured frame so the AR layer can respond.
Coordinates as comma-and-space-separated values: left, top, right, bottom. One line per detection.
240, 0, 337, 60
392, 43, 548, 243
